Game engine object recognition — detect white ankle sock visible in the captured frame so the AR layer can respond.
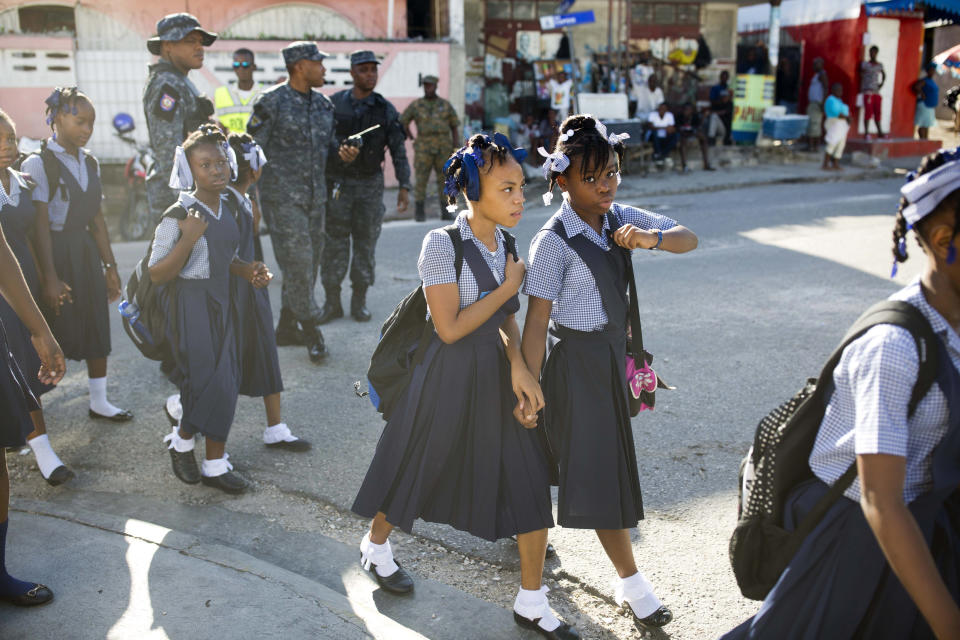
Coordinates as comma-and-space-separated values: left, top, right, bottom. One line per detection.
27, 434, 64, 478
162, 426, 194, 453
201, 454, 233, 478
166, 394, 183, 422
359, 532, 400, 578
615, 571, 662, 618
514, 586, 561, 632
89, 377, 122, 416
263, 423, 299, 444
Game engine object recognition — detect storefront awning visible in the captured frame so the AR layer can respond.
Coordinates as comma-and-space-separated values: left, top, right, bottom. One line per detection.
865, 0, 960, 22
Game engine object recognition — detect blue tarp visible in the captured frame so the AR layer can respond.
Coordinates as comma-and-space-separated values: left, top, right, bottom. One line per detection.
866, 0, 960, 22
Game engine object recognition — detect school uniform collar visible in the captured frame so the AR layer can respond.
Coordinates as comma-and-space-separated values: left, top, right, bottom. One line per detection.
46, 137, 89, 160
225, 185, 252, 212
179, 191, 224, 220
558, 197, 610, 249
0, 167, 28, 208
899, 277, 960, 357
456, 211, 504, 255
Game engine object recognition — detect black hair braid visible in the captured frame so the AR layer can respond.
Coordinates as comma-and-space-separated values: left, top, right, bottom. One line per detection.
893, 151, 953, 266
545, 114, 626, 195
442, 133, 511, 209
182, 124, 227, 158
227, 132, 255, 178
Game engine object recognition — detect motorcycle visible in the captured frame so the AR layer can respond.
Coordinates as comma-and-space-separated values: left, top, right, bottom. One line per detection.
112, 113, 155, 241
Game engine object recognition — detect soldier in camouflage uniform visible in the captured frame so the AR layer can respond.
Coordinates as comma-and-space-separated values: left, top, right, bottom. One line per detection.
248, 42, 352, 364
400, 75, 460, 222
319, 50, 411, 325
143, 13, 217, 225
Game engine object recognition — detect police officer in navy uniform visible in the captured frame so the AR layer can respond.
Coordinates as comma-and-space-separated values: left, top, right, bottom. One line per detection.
248, 42, 353, 364
143, 13, 217, 224
319, 50, 411, 324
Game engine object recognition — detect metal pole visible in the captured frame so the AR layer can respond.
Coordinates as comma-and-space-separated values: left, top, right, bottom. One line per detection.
768, 0, 782, 71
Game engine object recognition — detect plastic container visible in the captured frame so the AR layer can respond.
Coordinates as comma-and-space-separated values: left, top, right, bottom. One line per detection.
762, 115, 810, 140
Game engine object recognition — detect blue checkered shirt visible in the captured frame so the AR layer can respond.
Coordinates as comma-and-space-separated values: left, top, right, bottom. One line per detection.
810, 279, 960, 503
148, 192, 233, 280
523, 199, 678, 331
21, 138, 101, 232
0, 168, 29, 209
418, 212, 507, 319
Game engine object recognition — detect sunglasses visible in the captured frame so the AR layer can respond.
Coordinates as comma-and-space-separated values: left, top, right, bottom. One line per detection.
232, 61, 252, 69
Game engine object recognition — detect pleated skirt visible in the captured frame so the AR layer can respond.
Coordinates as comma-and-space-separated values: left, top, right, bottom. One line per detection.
352, 330, 555, 542
47, 230, 110, 361
540, 324, 644, 530
162, 278, 239, 441
0, 318, 40, 448
232, 277, 283, 398
722, 479, 960, 640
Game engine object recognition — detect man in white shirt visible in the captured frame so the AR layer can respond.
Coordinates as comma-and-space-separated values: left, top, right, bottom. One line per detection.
548, 71, 573, 121
633, 74, 664, 120
646, 103, 676, 161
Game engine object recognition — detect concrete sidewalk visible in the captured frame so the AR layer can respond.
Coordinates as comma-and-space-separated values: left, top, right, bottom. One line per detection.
0, 493, 540, 640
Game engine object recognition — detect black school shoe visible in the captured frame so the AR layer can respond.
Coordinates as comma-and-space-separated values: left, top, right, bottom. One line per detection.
264, 438, 312, 452
168, 448, 200, 485
88, 408, 134, 422
513, 612, 580, 639
200, 471, 249, 494
361, 555, 414, 594
44, 465, 75, 487
624, 604, 673, 629
2, 584, 53, 607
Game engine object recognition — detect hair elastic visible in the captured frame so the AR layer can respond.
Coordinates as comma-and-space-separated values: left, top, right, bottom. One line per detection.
240, 141, 267, 172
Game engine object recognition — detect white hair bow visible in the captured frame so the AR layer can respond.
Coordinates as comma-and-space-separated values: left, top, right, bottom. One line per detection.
168, 146, 194, 191
242, 142, 268, 172
592, 118, 630, 146
901, 158, 960, 227
537, 146, 570, 179
223, 142, 239, 182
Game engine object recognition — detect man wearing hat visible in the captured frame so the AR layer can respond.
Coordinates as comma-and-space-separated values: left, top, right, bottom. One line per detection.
142, 13, 218, 226
248, 42, 351, 364
400, 75, 460, 221
320, 50, 411, 324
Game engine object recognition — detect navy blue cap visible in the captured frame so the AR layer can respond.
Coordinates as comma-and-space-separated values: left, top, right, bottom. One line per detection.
147, 13, 216, 55
282, 41, 329, 66
350, 50, 380, 66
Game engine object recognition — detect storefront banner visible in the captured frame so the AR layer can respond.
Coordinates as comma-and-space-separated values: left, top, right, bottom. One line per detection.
540, 10, 595, 30
732, 74, 775, 142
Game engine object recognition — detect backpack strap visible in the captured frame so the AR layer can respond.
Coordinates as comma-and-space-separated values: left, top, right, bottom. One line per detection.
444, 224, 463, 281
37, 141, 64, 203
792, 300, 940, 543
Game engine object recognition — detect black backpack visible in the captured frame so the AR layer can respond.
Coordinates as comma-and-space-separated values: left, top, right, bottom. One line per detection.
729, 300, 939, 601
363, 224, 518, 421
119, 192, 242, 361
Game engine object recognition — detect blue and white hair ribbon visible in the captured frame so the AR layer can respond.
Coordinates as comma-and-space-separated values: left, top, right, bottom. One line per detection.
222, 142, 239, 181
241, 141, 267, 172
537, 147, 570, 178
901, 148, 960, 227
168, 146, 194, 190
492, 132, 528, 164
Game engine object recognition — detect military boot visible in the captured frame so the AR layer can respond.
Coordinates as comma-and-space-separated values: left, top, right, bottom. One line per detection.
275, 307, 304, 346
302, 322, 329, 364
414, 201, 426, 222
351, 286, 372, 322
316, 288, 343, 325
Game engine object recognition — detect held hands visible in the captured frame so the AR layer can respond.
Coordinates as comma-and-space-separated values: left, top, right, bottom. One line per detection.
105, 267, 121, 303
250, 261, 273, 289
179, 209, 208, 243
503, 254, 526, 294
31, 330, 65, 386
42, 278, 72, 315
338, 145, 360, 164
613, 224, 659, 250
511, 363, 544, 429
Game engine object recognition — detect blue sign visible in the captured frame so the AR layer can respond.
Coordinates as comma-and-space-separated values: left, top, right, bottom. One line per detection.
539, 10, 595, 30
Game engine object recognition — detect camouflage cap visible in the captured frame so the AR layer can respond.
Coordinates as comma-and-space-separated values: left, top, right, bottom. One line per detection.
422, 75, 439, 85
282, 41, 329, 66
147, 13, 217, 55
350, 50, 380, 66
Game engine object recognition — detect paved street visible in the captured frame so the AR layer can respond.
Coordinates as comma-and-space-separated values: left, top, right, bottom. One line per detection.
2, 165, 926, 639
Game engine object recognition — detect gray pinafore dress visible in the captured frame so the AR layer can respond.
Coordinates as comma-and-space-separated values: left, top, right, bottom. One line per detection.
0, 180, 53, 397
352, 238, 555, 542
47, 153, 110, 361
161, 199, 241, 441
540, 212, 645, 530
230, 191, 282, 397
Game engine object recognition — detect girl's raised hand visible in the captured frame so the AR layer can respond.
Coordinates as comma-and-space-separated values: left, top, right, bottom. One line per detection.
31, 331, 65, 386
178, 210, 208, 242
503, 254, 526, 293
105, 267, 122, 303
613, 224, 658, 250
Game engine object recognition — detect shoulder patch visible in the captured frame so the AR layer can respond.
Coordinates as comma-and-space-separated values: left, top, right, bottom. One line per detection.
154, 83, 181, 122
